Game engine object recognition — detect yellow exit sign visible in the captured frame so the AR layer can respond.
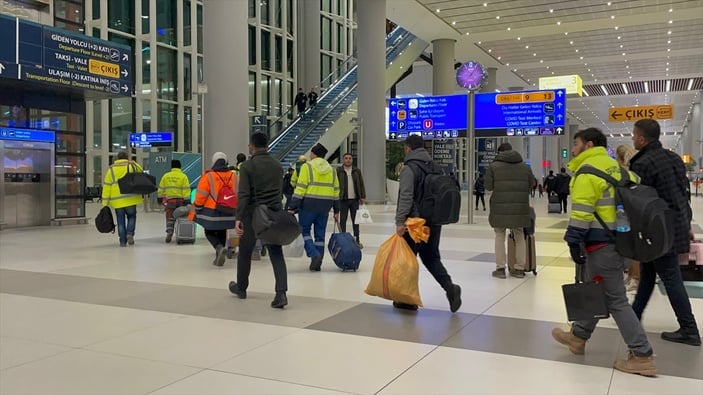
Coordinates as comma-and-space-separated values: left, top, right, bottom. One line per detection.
88, 59, 120, 79
539, 75, 583, 96
608, 105, 673, 122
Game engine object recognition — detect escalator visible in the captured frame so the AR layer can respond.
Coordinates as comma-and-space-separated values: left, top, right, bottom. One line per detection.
268, 27, 428, 168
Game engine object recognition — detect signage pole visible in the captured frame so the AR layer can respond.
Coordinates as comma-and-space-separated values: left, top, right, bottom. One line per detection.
467, 91, 475, 224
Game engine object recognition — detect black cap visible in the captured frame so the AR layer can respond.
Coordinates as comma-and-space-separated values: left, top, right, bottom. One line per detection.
311, 143, 328, 158
171, 159, 181, 168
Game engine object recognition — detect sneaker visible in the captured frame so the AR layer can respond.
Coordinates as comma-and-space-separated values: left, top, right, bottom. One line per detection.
446, 284, 462, 313
510, 269, 526, 279
165, 233, 173, 243
271, 292, 288, 308
392, 301, 418, 311
309, 255, 322, 271
492, 268, 506, 279
355, 238, 363, 249
214, 245, 226, 267
551, 328, 586, 355
252, 250, 261, 261
228, 281, 247, 299
613, 351, 657, 377
661, 328, 701, 346
127, 234, 134, 245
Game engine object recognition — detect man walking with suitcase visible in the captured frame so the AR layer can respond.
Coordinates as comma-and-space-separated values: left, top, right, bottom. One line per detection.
158, 160, 191, 243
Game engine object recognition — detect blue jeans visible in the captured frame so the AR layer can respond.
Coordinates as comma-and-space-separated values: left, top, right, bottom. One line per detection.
115, 205, 137, 245
632, 252, 699, 334
298, 209, 329, 259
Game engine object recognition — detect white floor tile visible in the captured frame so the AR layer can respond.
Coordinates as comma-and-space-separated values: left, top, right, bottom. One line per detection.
151, 369, 352, 395
0, 349, 198, 395
87, 316, 298, 368
0, 294, 182, 347
379, 347, 612, 395
212, 329, 435, 394
608, 369, 703, 395
0, 336, 71, 370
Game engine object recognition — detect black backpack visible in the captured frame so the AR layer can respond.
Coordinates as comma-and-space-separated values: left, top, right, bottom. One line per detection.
95, 206, 116, 233
575, 166, 674, 262
405, 159, 461, 225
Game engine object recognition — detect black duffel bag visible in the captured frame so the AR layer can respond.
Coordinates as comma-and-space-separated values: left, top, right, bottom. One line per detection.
118, 164, 157, 195
253, 204, 302, 246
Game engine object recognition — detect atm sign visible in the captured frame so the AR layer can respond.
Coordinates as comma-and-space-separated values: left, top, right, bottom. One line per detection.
88, 59, 120, 79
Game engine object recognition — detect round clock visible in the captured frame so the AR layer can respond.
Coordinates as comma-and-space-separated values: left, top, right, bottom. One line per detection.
456, 61, 487, 91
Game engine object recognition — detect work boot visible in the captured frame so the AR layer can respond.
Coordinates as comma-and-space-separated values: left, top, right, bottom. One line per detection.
492, 268, 506, 279
271, 292, 288, 308
228, 281, 247, 299
661, 328, 701, 346
613, 351, 657, 377
551, 327, 586, 355
446, 284, 462, 313
355, 237, 363, 249
127, 234, 134, 245
214, 245, 226, 267
309, 255, 322, 271
165, 233, 173, 243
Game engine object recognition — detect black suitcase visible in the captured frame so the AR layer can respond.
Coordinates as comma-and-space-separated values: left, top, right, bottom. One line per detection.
175, 218, 196, 244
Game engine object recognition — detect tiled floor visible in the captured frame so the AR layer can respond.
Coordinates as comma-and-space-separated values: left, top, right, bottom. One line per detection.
1, 193, 702, 394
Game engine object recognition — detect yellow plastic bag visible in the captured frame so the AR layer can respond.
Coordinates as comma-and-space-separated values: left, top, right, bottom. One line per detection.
364, 218, 428, 306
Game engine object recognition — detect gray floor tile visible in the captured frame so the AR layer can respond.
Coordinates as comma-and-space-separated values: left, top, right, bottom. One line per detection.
0, 270, 87, 295
109, 285, 229, 316
646, 333, 703, 380
467, 253, 496, 263
29, 278, 176, 305
307, 303, 478, 345
547, 220, 569, 229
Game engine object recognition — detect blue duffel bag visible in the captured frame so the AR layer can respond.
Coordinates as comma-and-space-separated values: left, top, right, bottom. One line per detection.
327, 221, 362, 272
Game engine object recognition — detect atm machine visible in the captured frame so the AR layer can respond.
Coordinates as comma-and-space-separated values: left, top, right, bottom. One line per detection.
0, 128, 55, 228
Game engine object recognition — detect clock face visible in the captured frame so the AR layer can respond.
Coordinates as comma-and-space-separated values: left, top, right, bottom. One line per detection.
456, 61, 487, 91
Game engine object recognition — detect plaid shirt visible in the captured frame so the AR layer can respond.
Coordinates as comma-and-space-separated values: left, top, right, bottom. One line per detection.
630, 140, 692, 254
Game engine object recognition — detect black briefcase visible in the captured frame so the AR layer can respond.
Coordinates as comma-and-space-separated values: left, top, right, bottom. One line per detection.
562, 264, 609, 322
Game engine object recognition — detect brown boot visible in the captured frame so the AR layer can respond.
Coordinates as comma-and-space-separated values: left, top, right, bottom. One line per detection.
551, 328, 586, 355
613, 351, 656, 377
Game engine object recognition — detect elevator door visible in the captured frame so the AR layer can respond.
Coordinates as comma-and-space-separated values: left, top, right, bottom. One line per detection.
1, 140, 53, 227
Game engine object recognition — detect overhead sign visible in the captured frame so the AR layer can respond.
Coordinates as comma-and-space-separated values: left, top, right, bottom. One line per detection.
388, 94, 468, 140
0, 14, 133, 97
129, 132, 173, 148
0, 127, 55, 143
539, 75, 583, 96
608, 105, 673, 122
474, 89, 567, 137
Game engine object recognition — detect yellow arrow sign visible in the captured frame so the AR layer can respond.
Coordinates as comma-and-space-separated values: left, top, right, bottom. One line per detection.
88, 59, 120, 79
608, 105, 673, 122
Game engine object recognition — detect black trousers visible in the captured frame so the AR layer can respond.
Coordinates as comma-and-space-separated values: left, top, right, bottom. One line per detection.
339, 199, 360, 238
558, 193, 569, 213
403, 225, 453, 292
474, 193, 485, 209
204, 229, 226, 250
236, 212, 287, 293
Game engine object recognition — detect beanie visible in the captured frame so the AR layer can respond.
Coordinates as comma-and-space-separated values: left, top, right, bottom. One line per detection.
171, 159, 181, 169
211, 152, 227, 165
310, 143, 328, 158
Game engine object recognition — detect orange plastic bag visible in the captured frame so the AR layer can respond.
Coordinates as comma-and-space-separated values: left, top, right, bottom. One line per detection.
364, 218, 429, 306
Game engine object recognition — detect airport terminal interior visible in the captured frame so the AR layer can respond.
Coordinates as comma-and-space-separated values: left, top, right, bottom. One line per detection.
1, 0, 703, 394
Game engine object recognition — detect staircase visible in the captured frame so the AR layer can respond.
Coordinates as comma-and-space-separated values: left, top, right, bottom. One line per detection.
269, 27, 428, 168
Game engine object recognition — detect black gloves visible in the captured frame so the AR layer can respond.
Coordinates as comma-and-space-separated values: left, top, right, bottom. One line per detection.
569, 243, 586, 265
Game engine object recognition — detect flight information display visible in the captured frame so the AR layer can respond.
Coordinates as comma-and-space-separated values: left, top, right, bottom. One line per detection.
387, 94, 467, 140
474, 89, 566, 137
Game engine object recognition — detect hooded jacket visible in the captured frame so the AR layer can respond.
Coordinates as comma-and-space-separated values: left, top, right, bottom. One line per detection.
188, 159, 236, 230
485, 150, 536, 229
289, 157, 340, 214
102, 159, 145, 209
395, 148, 432, 226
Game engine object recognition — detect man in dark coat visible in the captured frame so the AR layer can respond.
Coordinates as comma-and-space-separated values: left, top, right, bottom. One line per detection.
308, 88, 318, 106
485, 143, 536, 278
629, 119, 700, 346
544, 170, 557, 195
294, 88, 307, 114
555, 167, 572, 213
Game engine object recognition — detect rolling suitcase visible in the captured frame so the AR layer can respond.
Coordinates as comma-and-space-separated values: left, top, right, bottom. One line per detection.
327, 221, 362, 272
508, 231, 537, 275
548, 192, 561, 213
175, 218, 196, 244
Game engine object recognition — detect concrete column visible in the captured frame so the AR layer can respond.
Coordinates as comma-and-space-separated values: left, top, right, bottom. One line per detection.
299, 1, 320, 91
357, 0, 386, 203
528, 135, 543, 179
689, 103, 701, 165
203, 1, 248, 163
431, 39, 455, 95
482, 67, 497, 92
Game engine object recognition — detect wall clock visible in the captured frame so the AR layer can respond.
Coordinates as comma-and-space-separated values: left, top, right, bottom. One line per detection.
456, 61, 487, 91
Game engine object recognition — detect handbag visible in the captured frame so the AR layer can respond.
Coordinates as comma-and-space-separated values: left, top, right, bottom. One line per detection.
253, 204, 301, 245
561, 264, 609, 322
117, 163, 157, 195
355, 204, 373, 224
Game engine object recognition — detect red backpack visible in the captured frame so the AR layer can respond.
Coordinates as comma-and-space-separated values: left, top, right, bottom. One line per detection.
211, 172, 237, 215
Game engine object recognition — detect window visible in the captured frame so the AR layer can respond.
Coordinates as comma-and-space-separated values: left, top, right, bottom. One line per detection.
156, 0, 177, 45
321, 0, 331, 13
184, 53, 192, 100
248, 25, 256, 66
183, 0, 191, 46
157, 46, 177, 101
249, 72, 257, 112
321, 17, 332, 51
184, 106, 192, 152
260, 0, 269, 25
261, 74, 270, 115
321, 54, 332, 88
93, 0, 100, 19
274, 78, 282, 116
108, 0, 135, 34
55, 0, 85, 32
197, 3, 203, 54
275, 36, 282, 72
337, 23, 343, 53
110, 97, 134, 151
261, 30, 271, 71
158, 102, 177, 147
142, 0, 150, 34
286, 39, 293, 77
142, 42, 151, 86
274, 0, 281, 27
287, 0, 293, 34
248, 0, 256, 18
142, 99, 151, 132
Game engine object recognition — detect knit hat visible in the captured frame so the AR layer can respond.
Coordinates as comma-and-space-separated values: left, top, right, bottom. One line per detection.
310, 143, 328, 158
171, 159, 181, 169
212, 152, 227, 165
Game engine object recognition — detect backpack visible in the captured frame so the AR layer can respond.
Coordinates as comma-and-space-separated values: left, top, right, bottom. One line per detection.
282, 173, 294, 195
575, 166, 674, 262
405, 159, 461, 225
213, 173, 237, 215
95, 206, 115, 233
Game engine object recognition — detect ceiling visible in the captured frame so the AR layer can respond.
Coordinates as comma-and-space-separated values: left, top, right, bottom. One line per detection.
387, 0, 703, 150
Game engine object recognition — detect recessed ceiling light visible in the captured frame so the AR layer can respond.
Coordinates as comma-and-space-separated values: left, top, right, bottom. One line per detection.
669, 20, 673, 24
505, 63, 509, 66
557, 21, 561, 25
507, 27, 511, 31
465, 32, 470, 35
667, 40, 671, 44
517, 37, 521, 40
540, 59, 543, 63
575, 49, 579, 52
614, 26, 619, 30
452, 21, 456, 25
436, 8, 440, 12
549, 9, 553, 13
552, 72, 555, 75
669, 8, 673, 12
580, 56, 583, 60
626, 65, 629, 68
496, 15, 500, 19
564, 32, 568, 35
622, 52, 626, 56
607, 2, 612, 6
513, 69, 517, 72
525, 45, 529, 49
483, 2, 487, 6
569, 41, 573, 45
667, 48, 671, 52
497, 56, 501, 60
488, 49, 492, 52
668, 31, 672, 35
617, 36, 621, 39
611, 15, 615, 19
587, 69, 591, 71
533, 53, 537, 56
620, 44, 623, 48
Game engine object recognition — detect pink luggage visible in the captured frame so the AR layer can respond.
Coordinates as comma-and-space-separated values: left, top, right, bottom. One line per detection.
690, 241, 703, 266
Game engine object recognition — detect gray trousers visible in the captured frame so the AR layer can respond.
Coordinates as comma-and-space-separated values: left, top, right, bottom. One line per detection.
572, 244, 653, 356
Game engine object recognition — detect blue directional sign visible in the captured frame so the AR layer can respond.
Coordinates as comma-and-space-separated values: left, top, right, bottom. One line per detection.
0, 14, 133, 97
0, 127, 55, 143
474, 89, 567, 137
388, 94, 467, 140
129, 132, 174, 148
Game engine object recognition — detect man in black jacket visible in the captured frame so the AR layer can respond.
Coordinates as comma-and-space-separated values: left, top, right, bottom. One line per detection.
629, 119, 700, 346
555, 167, 572, 213
228, 132, 288, 309
336, 153, 366, 247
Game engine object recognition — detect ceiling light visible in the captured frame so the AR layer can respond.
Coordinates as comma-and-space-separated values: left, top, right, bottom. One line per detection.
436, 8, 440, 12
607, 1, 612, 5
478, 41, 482, 44
540, 59, 543, 63
580, 56, 583, 60
669, 20, 673, 24
498, 56, 501, 60
601, 85, 609, 95
483, 2, 487, 6
517, 37, 521, 40
620, 44, 623, 48
507, 27, 511, 31
614, 26, 619, 30
575, 49, 579, 53
549, 9, 553, 13
465, 32, 470, 35
626, 65, 629, 68
533, 53, 537, 56
629, 76, 632, 79
668, 40, 671, 44
668, 31, 672, 35
452, 21, 456, 25
687, 78, 694, 90
583, 90, 589, 97
666, 80, 671, 92
617, 36, 621, 40
611, 15, 615, 19
570, 41, 573, 45
667, 48, 671, 52
564, 32, 568, 35
496, 16, 500, 19
587, 69, 591, 72
557, 21, 561, 25
525, 45, 529, 49
505, 63, 509, 66
488, 49, 492, 52
666, 68, 669, 71
622, 52, 626, 56
552, 72, 555, 75
513, 69, 517, 72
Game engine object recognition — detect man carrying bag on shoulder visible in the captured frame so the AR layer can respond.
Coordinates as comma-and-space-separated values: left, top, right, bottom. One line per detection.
101, 151, 144, 247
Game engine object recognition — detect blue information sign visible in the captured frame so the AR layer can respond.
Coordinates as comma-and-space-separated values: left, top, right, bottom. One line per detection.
0, 14, 133, 97
129, 132, 174, 148
388, 94, 467, 140
474, 89, 567, 137
0, 127, 55, 143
